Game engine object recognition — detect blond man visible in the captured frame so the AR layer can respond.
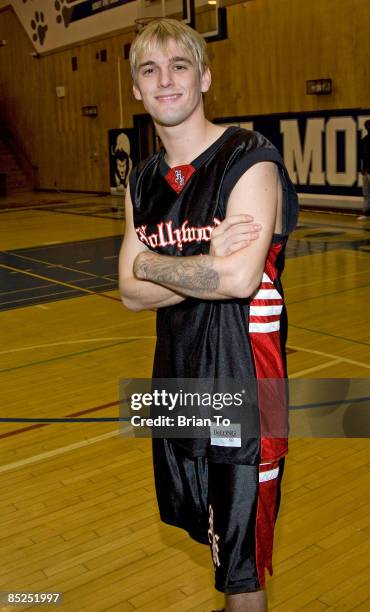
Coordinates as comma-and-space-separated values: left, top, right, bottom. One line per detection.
119, 19, 298, 612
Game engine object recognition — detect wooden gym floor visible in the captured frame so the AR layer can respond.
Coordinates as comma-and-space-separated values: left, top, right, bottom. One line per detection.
0, 192, 369, 611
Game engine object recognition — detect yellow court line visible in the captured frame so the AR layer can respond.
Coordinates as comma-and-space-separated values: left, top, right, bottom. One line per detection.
0, 288, 84, 307
0, 334, 368, 369
0, 284, 51, 296
0, 337, 156, 355
288, 345, 370, 370
286, 267, 370, 292
0, 430, 121, 475
289, 359, 342, 378
0, 263, 117, 300
2, 250, 117, 283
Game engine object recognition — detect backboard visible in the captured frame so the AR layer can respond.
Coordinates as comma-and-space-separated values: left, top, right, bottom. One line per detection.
137, 0, 227, 41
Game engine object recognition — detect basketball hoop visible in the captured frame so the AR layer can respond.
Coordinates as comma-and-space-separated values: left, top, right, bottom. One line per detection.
134, 17, 162, 32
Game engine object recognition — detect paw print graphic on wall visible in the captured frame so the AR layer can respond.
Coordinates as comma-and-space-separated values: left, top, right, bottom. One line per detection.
31, 11, 48, 46
55, 0, 73, 28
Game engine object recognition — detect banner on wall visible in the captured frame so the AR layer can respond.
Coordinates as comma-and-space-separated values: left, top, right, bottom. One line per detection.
214, 109, 370, 197
10, 0, 138, 53
108, 128, 138, 196
65, 0, 134, 25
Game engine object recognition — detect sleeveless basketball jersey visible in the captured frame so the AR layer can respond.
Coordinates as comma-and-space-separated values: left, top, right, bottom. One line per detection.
130, 127, 298, 465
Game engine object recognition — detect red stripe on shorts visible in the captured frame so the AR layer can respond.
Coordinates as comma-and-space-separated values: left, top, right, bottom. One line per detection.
255, 462, 280, 587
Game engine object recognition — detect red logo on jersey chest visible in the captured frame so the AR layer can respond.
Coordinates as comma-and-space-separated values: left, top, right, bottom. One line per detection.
165, 165, 196, 194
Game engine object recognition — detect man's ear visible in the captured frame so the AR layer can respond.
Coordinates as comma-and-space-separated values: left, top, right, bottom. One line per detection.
201, 67, 211, 94
133, 83, 142, 101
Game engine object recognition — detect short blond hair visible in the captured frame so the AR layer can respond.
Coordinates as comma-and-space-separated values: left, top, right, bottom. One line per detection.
129, 18, 208, 82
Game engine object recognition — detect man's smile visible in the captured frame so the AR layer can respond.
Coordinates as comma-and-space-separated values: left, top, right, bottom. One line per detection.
155, 93, 183, 102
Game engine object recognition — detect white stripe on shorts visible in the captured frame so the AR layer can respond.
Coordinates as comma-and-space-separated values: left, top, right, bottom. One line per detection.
259, 467, 279, 483
249, 320, 280, 333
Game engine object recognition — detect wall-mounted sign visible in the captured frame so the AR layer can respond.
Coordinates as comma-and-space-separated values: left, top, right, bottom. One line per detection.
82, 105, 98, 117
66, 0, 135, 26
214, 109, 370, 197
306, 79, 332, 95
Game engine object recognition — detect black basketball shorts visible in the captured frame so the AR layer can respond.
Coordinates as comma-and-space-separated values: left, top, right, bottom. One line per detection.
152, 438, 284, 593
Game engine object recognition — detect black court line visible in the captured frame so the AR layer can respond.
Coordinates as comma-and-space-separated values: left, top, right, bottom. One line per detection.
286, 236, 370, 257
298, 220, 370, 233
286, 219, 370, 257
34, 204, 124, 221
0, 200, 69, 213
0, 262, 121, 310
0, 396, 368, 444
0, 400, 119, 439
0, 417, 125, 423
0, 193, 108, 213
6, 249, 118, 282
0, 262, 121, 309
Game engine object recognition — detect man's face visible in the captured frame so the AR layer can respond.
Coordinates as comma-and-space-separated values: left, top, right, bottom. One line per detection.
133, 39, 211, 127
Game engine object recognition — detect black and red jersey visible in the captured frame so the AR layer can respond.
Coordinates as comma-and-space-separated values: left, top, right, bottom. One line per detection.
129, 127, 298, 465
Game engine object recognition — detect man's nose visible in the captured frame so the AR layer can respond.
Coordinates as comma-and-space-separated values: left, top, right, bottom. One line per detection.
158, 67, 174, 88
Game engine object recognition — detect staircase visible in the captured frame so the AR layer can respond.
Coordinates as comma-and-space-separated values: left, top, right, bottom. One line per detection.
0, 137, 32, 193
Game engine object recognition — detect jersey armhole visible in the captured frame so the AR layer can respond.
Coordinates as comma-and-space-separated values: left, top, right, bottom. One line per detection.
221, 148, 299, 237
129, 165, 138, 203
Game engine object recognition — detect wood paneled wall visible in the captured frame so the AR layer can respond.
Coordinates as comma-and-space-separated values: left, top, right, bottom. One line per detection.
0, 0, 369, 192
206, 0, 370, 119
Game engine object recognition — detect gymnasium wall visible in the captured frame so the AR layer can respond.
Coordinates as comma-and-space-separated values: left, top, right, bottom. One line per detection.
0, 0, 369, 193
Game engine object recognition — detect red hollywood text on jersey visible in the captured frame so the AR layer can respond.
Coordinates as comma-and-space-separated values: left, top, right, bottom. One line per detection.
135, 218, 221, 252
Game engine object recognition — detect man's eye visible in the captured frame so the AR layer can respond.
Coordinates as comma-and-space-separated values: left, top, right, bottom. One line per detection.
173, 64, 187, 71
142, 67, 154, 75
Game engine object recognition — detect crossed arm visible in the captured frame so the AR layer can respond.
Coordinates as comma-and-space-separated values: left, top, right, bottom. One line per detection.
119, 161, 281, 311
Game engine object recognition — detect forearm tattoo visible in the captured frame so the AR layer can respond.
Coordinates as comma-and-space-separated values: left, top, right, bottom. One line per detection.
135, 253, 220, 293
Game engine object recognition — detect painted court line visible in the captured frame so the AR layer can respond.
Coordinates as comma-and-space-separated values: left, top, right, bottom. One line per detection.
0, 337, 156, 356
0, 340, 137, 373
0, 263, 121, 303
288, 281, 370, 306
0, 400, 119, 439
286, 266, 370, 292
0, 430, 122, 475
0, 285, 51, 296
289, 359, 342, 378
2, 249, 118, 283
288, 345, 370, 370
289, 324, 370, 348
1, 288, 83, 308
